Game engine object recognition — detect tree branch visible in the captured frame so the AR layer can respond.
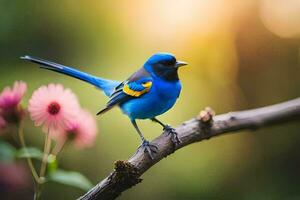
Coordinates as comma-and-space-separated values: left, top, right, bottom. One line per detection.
79, 97, 300, 200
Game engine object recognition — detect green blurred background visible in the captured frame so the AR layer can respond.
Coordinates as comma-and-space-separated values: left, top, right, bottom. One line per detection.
0, 0, 300, 199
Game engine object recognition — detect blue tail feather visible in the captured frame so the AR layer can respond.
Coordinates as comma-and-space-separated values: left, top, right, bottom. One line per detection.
20, 55, 120, 97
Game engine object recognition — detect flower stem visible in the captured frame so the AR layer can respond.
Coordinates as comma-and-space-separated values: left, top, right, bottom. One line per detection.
39, 131, 52, 178
51, 138, 66, 156
17, 121, 40, 183
34, 183, 42, 200
17, 121, 41, 199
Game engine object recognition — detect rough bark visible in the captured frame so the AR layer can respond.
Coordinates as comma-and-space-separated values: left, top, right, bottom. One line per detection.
79, 97, 300, 200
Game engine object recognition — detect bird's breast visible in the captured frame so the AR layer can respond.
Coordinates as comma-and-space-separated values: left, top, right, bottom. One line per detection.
120, 79, 181, 120
153, 79, 181, 100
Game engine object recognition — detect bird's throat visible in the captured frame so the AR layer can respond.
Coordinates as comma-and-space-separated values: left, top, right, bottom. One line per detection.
153, 67, 179, 81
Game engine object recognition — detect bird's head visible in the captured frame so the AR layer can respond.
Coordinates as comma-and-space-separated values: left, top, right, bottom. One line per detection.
144, 53, 187, 81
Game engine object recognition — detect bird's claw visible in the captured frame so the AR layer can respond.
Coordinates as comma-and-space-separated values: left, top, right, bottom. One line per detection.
163, 125, 181, 146
139, 140, 158, 160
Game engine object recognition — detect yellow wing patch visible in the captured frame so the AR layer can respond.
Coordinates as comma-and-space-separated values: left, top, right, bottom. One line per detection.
123, 81, 152, 97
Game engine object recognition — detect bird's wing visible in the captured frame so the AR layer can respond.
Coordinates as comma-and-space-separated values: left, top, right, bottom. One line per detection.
97, 68, 152, 115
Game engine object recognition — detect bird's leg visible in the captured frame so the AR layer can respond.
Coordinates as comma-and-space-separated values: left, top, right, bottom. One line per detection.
151, 118, 181, 146
131, 120, 158, 159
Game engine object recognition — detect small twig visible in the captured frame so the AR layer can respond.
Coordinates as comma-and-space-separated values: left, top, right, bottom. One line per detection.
79, 97, 300, 200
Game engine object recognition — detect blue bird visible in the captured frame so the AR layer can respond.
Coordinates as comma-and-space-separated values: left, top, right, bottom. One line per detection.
20, 53, 187, 159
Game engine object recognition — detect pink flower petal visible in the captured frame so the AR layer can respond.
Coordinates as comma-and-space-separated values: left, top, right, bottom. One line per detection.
28, 84, 81, 139
0, 81, 27, 109
64, 109, 98, 148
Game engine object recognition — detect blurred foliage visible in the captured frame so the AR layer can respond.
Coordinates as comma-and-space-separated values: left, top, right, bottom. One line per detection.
16, 147, 44, 161
48, 169, 93, 191
0, 141, 16, 163
0, 0, 299, 199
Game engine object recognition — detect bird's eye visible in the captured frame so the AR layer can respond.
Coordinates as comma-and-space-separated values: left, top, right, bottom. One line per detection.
160, 58, 176, 66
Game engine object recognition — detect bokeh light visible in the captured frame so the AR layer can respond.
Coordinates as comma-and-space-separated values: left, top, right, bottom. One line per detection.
0, 0, 299, 199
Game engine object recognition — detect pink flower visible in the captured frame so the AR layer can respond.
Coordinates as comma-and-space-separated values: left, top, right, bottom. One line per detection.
0, 81, 27, 109
64, 109, 98, 148
28, 84, 80, 136
0, 81, 27, 123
